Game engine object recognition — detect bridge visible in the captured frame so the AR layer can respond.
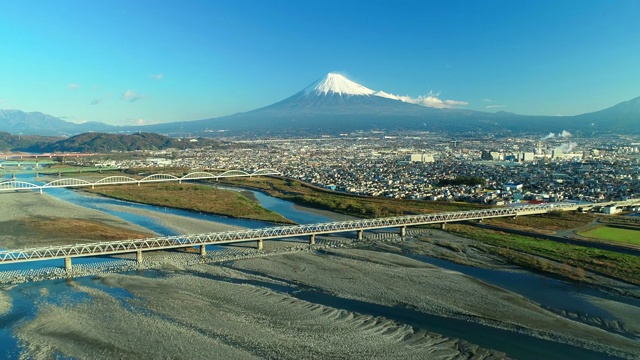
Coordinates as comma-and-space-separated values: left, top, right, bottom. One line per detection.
0, 169, 280, 193
1, 199, 638, 272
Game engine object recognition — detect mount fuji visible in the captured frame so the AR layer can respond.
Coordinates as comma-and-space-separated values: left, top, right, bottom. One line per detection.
142, 73, 497, 135
145, 72, 640, 136
3, 73, 639, 136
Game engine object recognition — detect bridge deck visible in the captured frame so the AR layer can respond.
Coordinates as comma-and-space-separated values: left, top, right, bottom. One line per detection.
0, 200, 637, 267
0, 202, 588, 264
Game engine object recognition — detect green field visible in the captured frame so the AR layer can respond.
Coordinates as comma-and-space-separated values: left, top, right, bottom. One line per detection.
448, 224, 640, 285
578, 226, 640, 245
86, 183, 294, 224
221, 177, 482, 217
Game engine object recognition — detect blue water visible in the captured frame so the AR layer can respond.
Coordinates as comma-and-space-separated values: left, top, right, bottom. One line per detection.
211, 184, 334, 224
408, 254, 636, 320
0, 176, 638, 359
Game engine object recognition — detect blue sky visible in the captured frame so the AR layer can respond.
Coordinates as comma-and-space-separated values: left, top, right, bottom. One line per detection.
1, 0, 639, 125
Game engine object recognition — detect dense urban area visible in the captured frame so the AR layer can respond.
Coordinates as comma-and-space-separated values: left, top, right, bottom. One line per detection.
47, 131, 640, 210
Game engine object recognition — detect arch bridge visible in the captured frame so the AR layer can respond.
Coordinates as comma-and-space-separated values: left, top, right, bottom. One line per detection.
0, 169, 280, 194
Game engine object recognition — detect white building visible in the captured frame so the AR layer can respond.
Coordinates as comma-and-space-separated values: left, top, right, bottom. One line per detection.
603, 205, 622, 215
408, 153, 435, 163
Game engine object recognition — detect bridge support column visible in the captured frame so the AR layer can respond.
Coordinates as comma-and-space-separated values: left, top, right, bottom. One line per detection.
39, 188, 43, 194
256, 239, 263, 250
64, 257, 72, 272
400, 226, 406, 237
309, 234, 316, 245
440, 223, 446, 230
478, 219, 483, 223
136, 250, 143, 264
200, 245, 207, 257
357, 230, 363, 241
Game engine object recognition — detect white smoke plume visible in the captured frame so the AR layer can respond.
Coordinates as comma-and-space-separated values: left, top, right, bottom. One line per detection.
554, 142, 577, 153
541, 130, 572, 140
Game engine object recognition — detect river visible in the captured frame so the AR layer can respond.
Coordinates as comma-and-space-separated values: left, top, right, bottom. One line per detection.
0, 180, 638, 359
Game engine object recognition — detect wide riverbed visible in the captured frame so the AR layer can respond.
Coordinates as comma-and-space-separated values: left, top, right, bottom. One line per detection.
0, 180, 639, 359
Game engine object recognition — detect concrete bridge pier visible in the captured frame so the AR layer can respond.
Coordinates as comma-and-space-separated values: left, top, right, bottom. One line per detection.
136, 250, 143, 264
357, 230, 364, 241
400, 226, 406, 237
64, 257, 72, 272
257, 239, 263, 250
309, 234, 316, 245
200, 245, 207, 257
440, 223, 446, 230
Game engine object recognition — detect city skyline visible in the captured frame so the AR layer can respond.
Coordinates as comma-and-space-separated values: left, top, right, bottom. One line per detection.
1, 0, 639, 126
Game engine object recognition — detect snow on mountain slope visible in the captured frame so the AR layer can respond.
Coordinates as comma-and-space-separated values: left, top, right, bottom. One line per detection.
301, 73, 465, 110
303, 73, 375, 96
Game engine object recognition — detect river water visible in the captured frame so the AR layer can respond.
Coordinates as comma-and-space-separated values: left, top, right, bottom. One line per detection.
0, 180, 637, 359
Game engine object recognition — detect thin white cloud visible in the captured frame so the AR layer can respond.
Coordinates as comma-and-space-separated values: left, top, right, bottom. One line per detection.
482, 98, 492, 103
375, 90, 468, 109
150, 73, 164, 80
67, 83, 80, 90
486, 105, 507, 109
123, 117, 154, 126
121, 90, 144, 102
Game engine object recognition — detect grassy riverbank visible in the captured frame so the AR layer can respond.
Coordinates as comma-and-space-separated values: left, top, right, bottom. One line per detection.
578, 226, 640, 245
220, 177, 640, 285
446, 224, 640, 285
86, 184, 294, 224
486, 211, 596, 234
220, 177, 483, 217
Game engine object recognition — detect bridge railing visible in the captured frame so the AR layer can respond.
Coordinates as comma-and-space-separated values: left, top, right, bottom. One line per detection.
0, 169, 281, 193
0, 202, 588, 263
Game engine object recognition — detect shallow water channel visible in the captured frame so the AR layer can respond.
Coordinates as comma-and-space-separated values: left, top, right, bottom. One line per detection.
0, 180, 638, 359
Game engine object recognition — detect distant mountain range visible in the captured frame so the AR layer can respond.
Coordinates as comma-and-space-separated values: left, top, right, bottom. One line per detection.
0, 110, 116, 136
2, 73, 639, 136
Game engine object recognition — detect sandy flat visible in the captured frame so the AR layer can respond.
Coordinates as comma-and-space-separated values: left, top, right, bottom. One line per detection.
0, 290, 10, 315
5, 190, 640, 359
104, 204, 244, 234
0, 192, 152, 248
16, 271, 506, 360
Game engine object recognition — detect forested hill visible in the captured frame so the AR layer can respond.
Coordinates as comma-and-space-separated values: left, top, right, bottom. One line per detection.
0, 132, 61, 152
22, 132, 221, 152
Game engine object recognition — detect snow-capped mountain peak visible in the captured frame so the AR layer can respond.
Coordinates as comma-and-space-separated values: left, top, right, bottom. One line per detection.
304, 73, 375, 96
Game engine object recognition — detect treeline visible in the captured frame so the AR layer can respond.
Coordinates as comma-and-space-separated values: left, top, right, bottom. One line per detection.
0, 132, 60, 152
19, 132, 223, 152
437, 176, 486, 187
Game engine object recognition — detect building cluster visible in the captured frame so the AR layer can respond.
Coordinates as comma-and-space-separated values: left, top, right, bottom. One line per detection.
84, 133, 640, 206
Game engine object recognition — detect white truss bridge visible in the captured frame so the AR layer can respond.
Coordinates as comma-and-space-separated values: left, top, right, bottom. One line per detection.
0, 169, 280, 193
2, 199, 638, 271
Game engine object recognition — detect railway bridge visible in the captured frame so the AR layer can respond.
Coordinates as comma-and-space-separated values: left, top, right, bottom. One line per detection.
0, 169, 280, 193
2, 199, 638, 272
